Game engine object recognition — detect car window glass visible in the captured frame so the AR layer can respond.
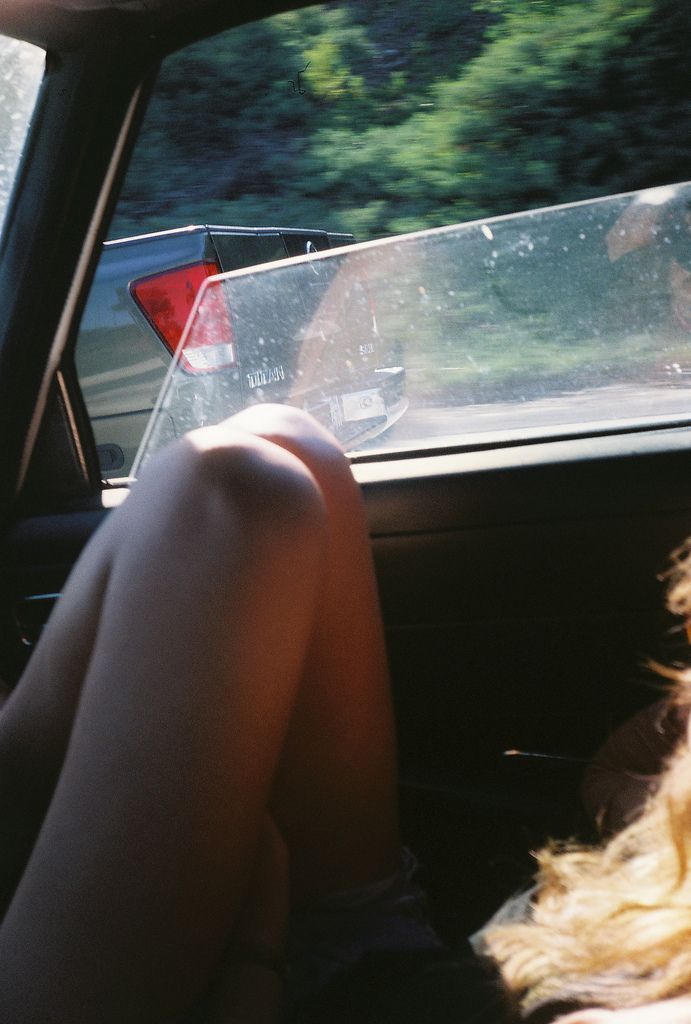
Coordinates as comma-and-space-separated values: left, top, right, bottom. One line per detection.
133, 182, 691, 470
0, 36, 44, 238
74, 0, 691, 477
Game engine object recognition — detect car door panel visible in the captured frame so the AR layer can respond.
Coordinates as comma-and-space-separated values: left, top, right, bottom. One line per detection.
359, 435, 691, 935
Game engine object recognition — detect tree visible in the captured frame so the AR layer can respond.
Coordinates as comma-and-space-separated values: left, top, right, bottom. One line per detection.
109, 0, 691, 242
414, 0, 691, 219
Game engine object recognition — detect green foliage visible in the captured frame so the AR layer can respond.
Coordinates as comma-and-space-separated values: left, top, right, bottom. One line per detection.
110, 0, 691, 243
424, 0, 690, 216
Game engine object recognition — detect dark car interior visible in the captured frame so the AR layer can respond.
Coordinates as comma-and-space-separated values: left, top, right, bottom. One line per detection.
1, 0, 691, 957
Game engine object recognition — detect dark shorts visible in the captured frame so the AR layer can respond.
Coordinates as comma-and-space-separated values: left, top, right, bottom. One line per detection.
286, 847, 444, 1006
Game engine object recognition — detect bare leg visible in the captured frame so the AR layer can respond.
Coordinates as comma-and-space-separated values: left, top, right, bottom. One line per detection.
228, 405, 400, 905
0, 408, 399, 1021
0, 422, 329, 1021
205, 815, 290, 1024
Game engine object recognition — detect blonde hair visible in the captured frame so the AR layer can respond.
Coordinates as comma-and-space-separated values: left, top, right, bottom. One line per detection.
484, 541, 691, 1016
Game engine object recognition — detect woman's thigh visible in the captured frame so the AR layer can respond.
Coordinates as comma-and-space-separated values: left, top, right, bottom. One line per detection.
0, 420, 328, 1023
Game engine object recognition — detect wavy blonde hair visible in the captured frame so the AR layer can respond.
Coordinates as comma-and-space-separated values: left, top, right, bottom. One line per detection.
484, 541, 691, 1016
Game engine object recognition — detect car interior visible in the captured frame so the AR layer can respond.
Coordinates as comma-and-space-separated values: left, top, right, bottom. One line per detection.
1, 0, 690, 959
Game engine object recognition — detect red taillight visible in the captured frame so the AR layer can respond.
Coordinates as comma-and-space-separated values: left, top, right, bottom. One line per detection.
131, 260, 236, 374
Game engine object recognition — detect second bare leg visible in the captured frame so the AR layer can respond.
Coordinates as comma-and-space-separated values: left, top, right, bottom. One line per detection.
228, 406, 400, 905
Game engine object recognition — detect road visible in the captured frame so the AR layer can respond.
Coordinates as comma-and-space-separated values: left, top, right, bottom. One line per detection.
362, 382, 691, 453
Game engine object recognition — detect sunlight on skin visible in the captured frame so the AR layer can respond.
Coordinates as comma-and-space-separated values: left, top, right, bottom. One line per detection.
555, 996, 691, 1024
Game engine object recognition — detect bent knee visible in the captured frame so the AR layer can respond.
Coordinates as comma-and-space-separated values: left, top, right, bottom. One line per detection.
175, 426, 327, 546
225, 405, 362, 507
123, 416, 332, 572
103, 428, 328, 606
227, 405, 346, 465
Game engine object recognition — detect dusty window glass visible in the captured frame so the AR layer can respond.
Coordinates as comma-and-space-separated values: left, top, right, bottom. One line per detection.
0, 36, 44, 237
75, 0, 691, 476
133, 182, 691, 469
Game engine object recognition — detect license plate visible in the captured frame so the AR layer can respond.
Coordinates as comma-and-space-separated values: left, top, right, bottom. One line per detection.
341, 388, 386, 421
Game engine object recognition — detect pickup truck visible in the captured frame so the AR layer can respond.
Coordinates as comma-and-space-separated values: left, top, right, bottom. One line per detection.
75, 225, 407, 477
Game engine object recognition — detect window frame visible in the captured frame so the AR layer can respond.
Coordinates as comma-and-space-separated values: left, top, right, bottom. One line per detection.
0, 0, 327, 514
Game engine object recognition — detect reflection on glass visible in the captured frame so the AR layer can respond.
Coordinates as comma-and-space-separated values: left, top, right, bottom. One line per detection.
134, 181, 691, 473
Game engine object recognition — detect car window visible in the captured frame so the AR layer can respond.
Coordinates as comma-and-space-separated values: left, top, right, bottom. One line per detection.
133, 181, 691, 470
73, 0, 691, 477
0, 35, 44, 238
